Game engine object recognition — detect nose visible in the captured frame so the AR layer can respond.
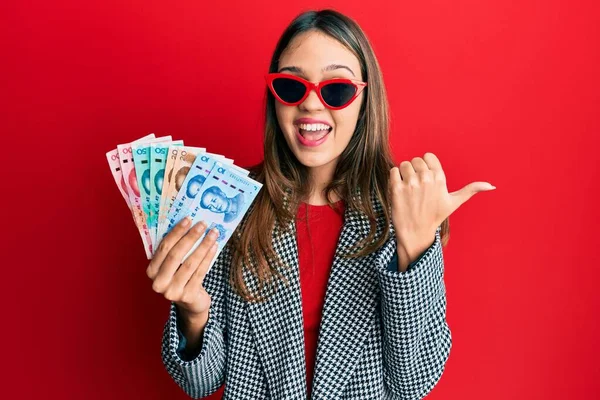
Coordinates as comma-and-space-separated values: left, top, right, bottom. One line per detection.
299, 86, 324, 112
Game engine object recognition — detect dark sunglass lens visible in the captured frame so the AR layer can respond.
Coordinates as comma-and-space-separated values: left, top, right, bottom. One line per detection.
272, 78, 306, 103
321, 83, 357, 107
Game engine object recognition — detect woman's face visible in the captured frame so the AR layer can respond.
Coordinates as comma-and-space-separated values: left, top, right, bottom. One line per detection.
275, 30, 364, 171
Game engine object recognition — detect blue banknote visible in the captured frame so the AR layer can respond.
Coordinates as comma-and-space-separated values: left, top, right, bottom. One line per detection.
182, 162, 262, 274
163, 152, 222, 236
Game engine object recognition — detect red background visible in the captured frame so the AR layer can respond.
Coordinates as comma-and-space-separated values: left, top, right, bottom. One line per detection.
2, 0, 599, 399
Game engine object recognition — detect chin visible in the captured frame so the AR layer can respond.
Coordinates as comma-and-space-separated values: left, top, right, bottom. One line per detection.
295, 153, 336, 169
283, 134, 338, 169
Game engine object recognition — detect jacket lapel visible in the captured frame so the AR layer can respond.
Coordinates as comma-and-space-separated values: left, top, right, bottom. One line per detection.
245, 190, 388, 399
244, 211, 308, 398
310, 193, 384, 399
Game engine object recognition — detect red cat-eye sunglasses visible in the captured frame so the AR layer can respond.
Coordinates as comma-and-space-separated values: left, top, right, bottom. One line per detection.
265, 73, 367, 110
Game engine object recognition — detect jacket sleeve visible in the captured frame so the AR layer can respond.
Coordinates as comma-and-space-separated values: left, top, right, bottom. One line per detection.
160, 245, 230, 399
375, 225, 452, 399
176, 324, 200, 362
386, 247, 426, 272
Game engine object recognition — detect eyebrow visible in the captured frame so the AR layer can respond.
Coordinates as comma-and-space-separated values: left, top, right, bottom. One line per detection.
277, 64, 356, 77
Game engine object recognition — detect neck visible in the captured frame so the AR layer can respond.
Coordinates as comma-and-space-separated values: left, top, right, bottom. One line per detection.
305, 160, 340, 205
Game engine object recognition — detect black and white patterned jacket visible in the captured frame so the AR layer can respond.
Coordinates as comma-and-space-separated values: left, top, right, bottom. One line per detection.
161, 190, 452, 399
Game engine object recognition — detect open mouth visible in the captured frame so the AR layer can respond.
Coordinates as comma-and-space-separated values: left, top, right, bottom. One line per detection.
295, 123, 333, 146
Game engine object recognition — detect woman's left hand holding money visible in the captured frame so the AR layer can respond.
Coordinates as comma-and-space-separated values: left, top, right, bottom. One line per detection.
389, 152, 496, 272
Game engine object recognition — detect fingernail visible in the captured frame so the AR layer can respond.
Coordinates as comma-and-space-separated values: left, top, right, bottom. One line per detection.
194, 221, 206, 232
209, 228, 219, 238
182, 217, 191, 227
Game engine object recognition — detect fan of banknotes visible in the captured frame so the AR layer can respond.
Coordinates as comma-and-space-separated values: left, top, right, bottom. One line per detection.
106, 133, 262, 271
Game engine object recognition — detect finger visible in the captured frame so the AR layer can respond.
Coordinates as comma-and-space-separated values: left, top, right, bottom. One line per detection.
410, 157, 429, 172
423, 152, 446, 182
389, 167, 402, 188
147, 216, 192, 280
398, 160, 415, 181
449, 181, 496, 213
152, 221, 209, 293
184, 237, 219, 295
172, 227, 219, 290
422, 152, 443, 171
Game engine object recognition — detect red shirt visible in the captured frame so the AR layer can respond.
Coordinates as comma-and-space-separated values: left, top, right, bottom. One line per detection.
295, 199, 345, 396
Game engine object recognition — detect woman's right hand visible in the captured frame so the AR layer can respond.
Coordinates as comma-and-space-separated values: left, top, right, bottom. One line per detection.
146, 217, 220, 318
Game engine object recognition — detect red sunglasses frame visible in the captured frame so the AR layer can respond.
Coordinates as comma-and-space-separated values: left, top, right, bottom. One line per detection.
265, 73, 367, 110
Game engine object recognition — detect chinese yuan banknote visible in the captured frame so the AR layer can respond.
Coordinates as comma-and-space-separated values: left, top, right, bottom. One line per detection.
185, 163, 249, 223
107, 133, 262, 261
117, 135, 172, 258
105, 133, 155, 210
182, 162, 262, 275
136, 140, 183, 249
106, 134, 156, 257
149, 142, 185, 248
162, 153, 224, 239
160, 152, 242, 241
156, 146, 206, 245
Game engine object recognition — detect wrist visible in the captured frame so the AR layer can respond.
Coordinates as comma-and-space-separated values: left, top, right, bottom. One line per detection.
395, 231, 436, 271
176, 305, 209, 354
176, 303, 209, 327
177, 304, 208, 323
395, 246, 411, 272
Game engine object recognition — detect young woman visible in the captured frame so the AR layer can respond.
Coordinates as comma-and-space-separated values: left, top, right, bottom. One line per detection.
147, 9, 494, 400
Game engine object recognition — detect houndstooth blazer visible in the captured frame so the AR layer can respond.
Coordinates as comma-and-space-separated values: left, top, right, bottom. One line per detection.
160, 189, 452, 399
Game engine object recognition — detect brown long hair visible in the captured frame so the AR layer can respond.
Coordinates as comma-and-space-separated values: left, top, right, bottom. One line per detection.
229, 9, 450, 303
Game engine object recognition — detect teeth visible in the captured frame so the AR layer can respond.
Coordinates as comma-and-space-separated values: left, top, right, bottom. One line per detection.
298, 123, 331, 131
